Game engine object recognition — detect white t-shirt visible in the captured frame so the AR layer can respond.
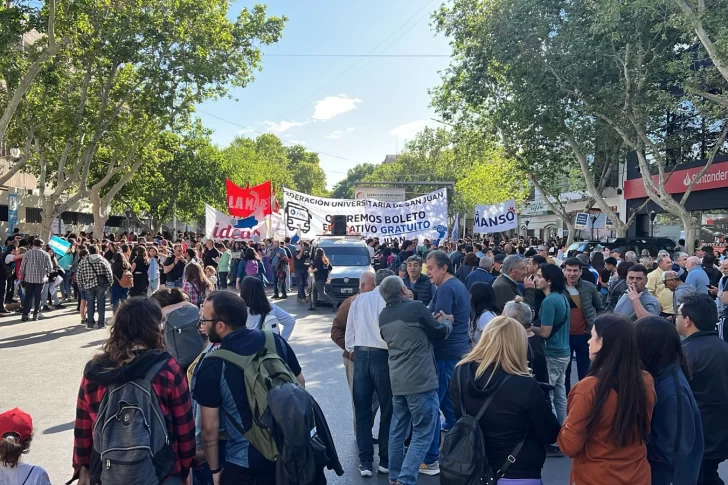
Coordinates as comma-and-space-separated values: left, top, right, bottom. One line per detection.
472, 311, 498, 343
4, 254, 14, 266
0, 463, 51, 485
367, 246, 375, 259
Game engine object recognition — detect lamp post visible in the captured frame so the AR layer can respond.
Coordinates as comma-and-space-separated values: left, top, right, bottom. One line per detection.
523, 219, 530, 240
650, 210, 657, 237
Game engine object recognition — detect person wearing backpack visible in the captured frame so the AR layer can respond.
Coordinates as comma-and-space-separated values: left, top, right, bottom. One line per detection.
240, 276, 296, 340
236, 248, 261, 289
193, 291, 305, 485
377, 275, 453, 485
110, 253, 131, 315
151, 288, 205, 373
442, 316, 561, 485
183, 262, 214, 308
71, 297, 195, 485
76, 245, 113, 329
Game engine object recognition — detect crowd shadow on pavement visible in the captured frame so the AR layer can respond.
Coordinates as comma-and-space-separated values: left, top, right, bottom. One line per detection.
0, 324, 88, 350
42, 421, 75, 435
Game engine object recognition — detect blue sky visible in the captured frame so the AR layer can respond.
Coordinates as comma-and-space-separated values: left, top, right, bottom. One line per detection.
195, 0, 452, 188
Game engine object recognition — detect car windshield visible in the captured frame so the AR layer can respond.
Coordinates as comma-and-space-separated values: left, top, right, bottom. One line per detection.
321, 246, 370, 266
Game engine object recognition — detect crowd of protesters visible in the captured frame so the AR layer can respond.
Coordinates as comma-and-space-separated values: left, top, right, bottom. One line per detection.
3, 226, 728, 485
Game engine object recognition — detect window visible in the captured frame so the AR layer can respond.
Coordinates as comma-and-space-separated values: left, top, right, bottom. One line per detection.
0, 205, 7, 222
77, 212, 94, 225
25, 207, 42, 223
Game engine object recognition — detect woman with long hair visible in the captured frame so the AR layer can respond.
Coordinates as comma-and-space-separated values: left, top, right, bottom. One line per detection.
130, 245, 149, 297
110, 252, 130, 314
237, 247, 260, 289
450, 316, 561, 484
558, 313, 657, 484
71, 298, 195, 485
182, 262, 213, 307
240, 276, 296, 340
635, 316, 703, 485
469, 281, 499, 343
309, 247, 336, 312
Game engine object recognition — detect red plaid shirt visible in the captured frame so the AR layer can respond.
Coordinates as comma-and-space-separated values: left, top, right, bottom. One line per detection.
72, 357, 196, 479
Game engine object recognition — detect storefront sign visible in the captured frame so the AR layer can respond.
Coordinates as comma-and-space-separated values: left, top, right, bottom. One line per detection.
473, 199, 517, 234
623, 161, 728, 199
574, 212, 589, 229
283, 187, 448, 243
354, 187, 406, 202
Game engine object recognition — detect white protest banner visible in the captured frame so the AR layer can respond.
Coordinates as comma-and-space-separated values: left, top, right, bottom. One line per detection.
205, 204, 268, 241
574, 212, 589, 229
283, 187, 449, 243
473, 199, 518, 234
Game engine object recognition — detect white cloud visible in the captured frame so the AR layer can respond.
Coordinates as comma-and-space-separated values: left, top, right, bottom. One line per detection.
324, 127, 356, 140
263, 120, 305, 133
312, 95, 362, 121
388, 120, 436, 140
236, 128, 254, 134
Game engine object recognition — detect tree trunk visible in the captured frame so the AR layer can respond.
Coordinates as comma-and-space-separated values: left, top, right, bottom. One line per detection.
682, 214, 698, 255
40, 198, 57, 241
616, 225, 628, 238
90, 192, 110, 238
565, 223, 576, 247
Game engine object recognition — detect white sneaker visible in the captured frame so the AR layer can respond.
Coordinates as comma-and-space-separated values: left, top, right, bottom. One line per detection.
377, 465, 388, 473
359, 464, 373, 477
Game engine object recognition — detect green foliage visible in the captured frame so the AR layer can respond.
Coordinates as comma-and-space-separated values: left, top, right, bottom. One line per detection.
331, 163, 377, 199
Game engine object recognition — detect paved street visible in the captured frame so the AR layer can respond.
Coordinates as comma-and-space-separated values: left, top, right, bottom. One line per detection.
1, 294, 726, 484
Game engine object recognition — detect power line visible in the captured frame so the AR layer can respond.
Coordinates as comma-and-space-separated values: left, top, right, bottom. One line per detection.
195, 110, 357, 175
270, 0, 439, 122
266, 54, 449, 58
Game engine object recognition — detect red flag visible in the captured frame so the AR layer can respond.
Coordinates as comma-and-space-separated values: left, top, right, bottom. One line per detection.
226, 179, 272, 218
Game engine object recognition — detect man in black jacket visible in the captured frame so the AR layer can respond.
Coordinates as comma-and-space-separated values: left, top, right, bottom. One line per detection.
678, 293, 728, 485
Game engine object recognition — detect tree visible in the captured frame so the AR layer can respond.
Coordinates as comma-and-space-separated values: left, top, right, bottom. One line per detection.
431, 0, 727, 251
6, 0, 286, 239
331, 163, 377, 199
286, 145, 328, 196
117, 122, 227, 234
0, 0, 70, 169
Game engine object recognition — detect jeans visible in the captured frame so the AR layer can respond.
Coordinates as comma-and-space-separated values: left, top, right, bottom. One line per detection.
218, 272, 228, 289
344, 357, 379, 432
62, 270, 73, 299
425, 359, 458, 464
22, 282, 44, 317
166, 278, 183, 289
547, 354, 570, 424
296, 270, 308, 299
86, 286, 108, 327
220, 463, 275, 485
110, 284, 129, 310
699, 458, 725, 485
353, 348, 392, 466
41, 276, 62, 306
311, 280, 335, 308
389, 390, 439, 485
565, 334, 590, 396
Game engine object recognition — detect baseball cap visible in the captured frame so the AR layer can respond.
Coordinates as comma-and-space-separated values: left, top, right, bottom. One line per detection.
0, 408, 33, 441
611, 248, 621, 254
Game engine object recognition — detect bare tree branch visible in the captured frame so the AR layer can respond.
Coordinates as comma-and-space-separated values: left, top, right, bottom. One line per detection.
674, 0, 728, 84
679, 120, 728, 204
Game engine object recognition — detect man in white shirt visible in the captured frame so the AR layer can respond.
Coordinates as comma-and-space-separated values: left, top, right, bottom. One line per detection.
345, 268, 395, 477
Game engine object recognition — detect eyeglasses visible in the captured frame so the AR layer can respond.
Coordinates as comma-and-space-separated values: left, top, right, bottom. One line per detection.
198, 318, 216, 328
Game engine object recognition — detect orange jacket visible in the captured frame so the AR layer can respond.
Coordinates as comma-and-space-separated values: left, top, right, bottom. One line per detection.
558, 372, 656, 485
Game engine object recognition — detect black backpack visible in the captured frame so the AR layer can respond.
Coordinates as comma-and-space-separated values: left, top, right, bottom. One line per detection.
440, 368, 525, 485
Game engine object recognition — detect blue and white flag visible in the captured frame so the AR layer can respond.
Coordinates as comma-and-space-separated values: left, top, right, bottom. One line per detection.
290, 227, 301, 244
451, 213, 460, 240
